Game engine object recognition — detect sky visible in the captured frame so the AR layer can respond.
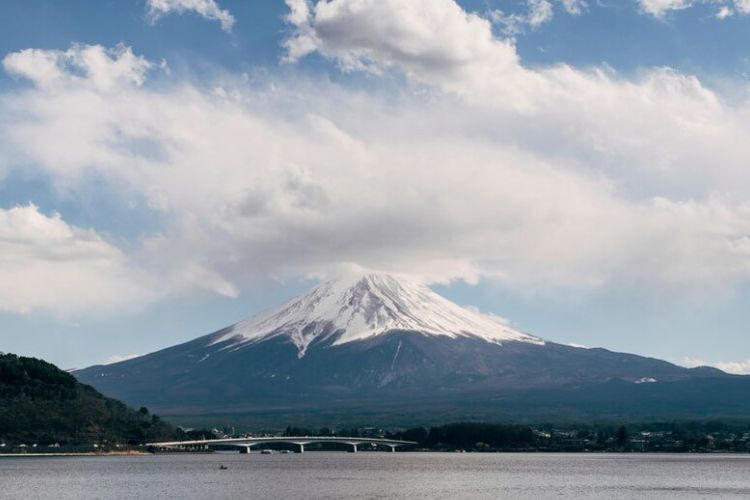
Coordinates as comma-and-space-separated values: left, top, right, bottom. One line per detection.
0, 0, 749, 373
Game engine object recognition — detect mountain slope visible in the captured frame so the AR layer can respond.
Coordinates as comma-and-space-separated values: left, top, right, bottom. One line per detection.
210, 273, 542, 356
0, 352, 177, 446
74, 273, 747, 424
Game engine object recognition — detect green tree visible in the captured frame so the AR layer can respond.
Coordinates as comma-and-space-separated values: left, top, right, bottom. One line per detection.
616, 425, 628, 447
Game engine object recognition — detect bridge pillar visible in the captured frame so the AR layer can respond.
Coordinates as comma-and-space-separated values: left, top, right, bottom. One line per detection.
296, 443, 305, 453
388, 445, 396, 453
349, 443, 358, 453
239, 446, 252, 454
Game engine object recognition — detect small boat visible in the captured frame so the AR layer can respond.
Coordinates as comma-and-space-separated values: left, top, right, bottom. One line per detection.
279, 450, 292, 454
260, 449, 273, 454
219, 465, 228, 470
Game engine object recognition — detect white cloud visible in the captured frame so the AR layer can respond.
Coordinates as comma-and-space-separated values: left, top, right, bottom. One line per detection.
637, 0, 750, 18
490, 0, 557, 36
3, 0, 750, 316
283, 0, 520, 81
0, 205, 156, 315
638, 0, 692, 17
527, 0, 554, 28
105, 353, 140, 364
560, 0, 587, 15
678, 357, 750, 375
488, 10, 526, 36
716, 5, 734, 17
146, 0, 235, 32
679, 356, 708, 367
3, 44, 150, 91
716, 359, 750, 375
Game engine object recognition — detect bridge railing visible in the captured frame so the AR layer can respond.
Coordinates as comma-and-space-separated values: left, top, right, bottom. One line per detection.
146, 436, 417, 452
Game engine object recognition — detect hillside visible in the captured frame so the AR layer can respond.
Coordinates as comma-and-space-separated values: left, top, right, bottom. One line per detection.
0, 352, 177, 447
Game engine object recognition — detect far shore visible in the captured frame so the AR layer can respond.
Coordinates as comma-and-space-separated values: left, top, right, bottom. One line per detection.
0, 451, 148, 457
3, 450, 750, 457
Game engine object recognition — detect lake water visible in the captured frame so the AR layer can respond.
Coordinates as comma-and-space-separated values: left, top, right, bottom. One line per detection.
2, 452, 749, 499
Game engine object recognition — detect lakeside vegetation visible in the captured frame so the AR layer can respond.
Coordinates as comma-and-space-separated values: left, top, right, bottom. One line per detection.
0, 353, 179, 452
389, 421, 750, 452
269, 421, 750, 453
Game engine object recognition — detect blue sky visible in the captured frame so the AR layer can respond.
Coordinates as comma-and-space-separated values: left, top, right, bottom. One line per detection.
1, 0, 749, 373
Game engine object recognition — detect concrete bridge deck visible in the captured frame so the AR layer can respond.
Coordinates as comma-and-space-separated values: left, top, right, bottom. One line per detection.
147, 436, 418, 453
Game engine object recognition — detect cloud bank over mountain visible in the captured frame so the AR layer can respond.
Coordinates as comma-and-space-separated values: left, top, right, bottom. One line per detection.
0, 205, 154, 315
1, 0, 750, 318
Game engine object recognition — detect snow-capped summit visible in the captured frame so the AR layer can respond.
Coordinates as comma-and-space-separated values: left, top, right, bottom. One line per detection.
211, 272, 543, 356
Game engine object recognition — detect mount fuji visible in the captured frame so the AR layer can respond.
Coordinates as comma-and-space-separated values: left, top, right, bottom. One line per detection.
208, 273, 543, 357
75, 273, 749, 425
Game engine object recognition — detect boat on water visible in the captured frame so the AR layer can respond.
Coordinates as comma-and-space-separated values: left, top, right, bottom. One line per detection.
260, 449, 273, 454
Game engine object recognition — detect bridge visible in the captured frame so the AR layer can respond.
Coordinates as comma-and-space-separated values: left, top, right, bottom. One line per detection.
146, 436, 418, 454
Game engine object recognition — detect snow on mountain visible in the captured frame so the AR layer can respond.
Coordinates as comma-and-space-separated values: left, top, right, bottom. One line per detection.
210, 273, 543, 357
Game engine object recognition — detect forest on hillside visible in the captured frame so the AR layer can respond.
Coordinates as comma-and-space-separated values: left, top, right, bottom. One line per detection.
0, 353, 178, 449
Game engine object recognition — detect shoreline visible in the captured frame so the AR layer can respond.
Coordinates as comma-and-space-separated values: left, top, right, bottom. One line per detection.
0, 451, 148, 457
2, 450, 750, 457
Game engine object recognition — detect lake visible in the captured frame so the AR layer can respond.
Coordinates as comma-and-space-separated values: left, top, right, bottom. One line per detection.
2, 452, 749, 499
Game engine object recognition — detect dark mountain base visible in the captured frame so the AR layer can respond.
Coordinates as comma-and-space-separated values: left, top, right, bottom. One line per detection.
153, 376, 750, 429
74, 331, 748, 428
